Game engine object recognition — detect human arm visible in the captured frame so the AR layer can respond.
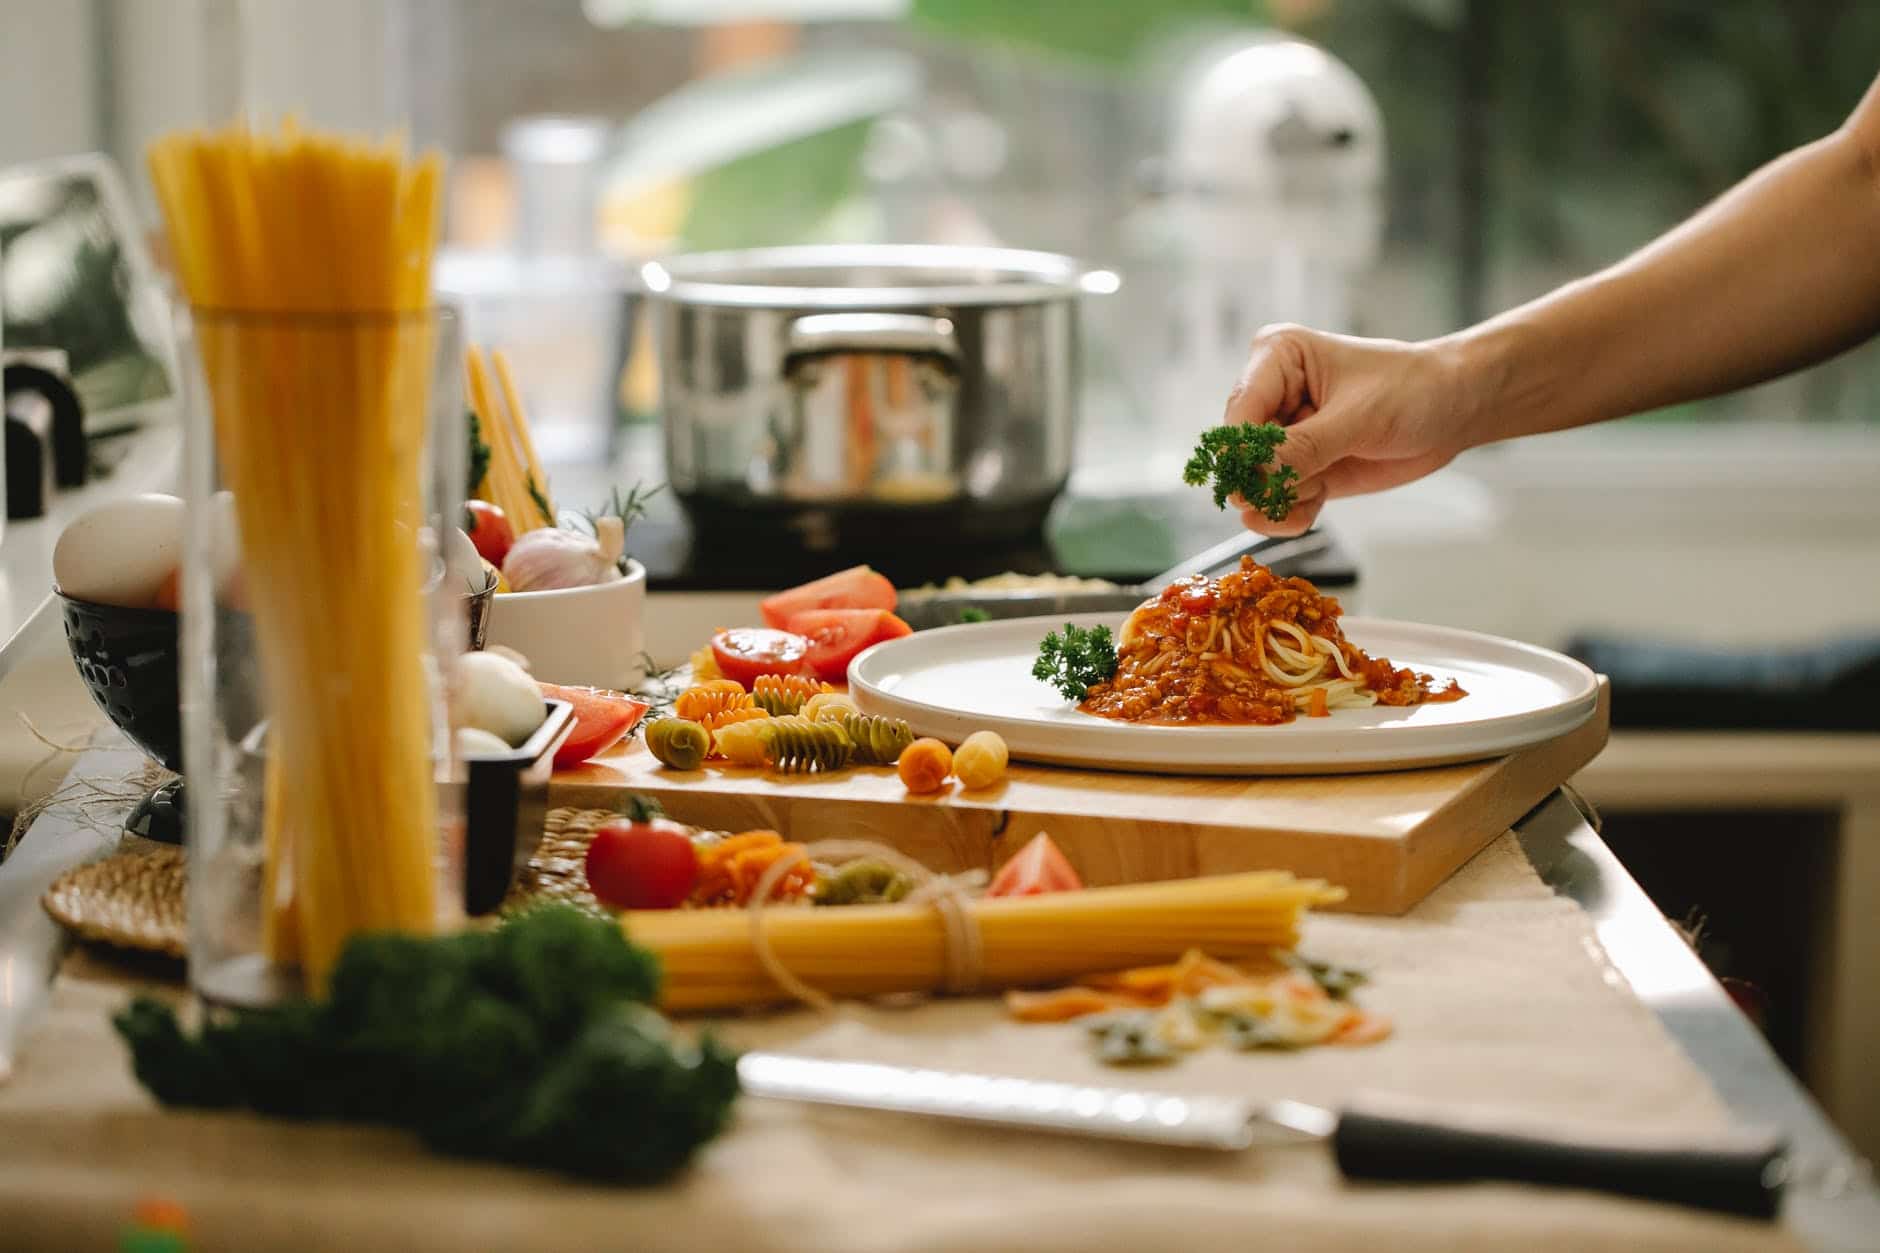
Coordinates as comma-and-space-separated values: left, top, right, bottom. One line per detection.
1229, 72, 1880, 536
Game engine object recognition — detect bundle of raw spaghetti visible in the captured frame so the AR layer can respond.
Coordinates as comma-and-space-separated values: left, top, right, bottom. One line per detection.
148, 120, 444, 989
625, 869, 1345, 1014
465, 344, 555, 532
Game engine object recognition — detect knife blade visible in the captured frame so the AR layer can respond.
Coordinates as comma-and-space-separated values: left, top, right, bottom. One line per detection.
895, 530, 1334, 632
736, 1052, 1787, 1220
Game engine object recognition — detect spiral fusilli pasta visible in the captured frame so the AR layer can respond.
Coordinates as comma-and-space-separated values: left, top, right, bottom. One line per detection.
751, 673, 834, 717
644, 717, 710, 771
803, 692, 861, 723
841, 713, 915, 766
764, 716, 855, 773
712, 716, 775, 767
675, 680, 763, 732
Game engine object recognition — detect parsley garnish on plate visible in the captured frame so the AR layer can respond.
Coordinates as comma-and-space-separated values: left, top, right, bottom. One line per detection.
1183, 422, 1299, 521
1032, 622, 1118, 701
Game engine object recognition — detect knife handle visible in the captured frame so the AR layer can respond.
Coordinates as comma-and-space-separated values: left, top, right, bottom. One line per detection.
1332, 1108, 1786, 1220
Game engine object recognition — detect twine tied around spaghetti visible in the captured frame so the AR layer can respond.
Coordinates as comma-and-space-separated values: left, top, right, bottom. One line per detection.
745, 839, 990, 1012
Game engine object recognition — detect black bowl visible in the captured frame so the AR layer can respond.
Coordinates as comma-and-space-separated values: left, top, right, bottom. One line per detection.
59, 593, 186, 842
59, 594, 182, 770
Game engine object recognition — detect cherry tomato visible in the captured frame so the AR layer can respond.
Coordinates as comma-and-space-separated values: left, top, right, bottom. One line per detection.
584, 815, 698, 910
759, 564, 897, 629
539, 683, 650, 769
988, 832, 1084, 898
709, 627, 815, 687
463, 501, 516, 569
784, 608, 913, 683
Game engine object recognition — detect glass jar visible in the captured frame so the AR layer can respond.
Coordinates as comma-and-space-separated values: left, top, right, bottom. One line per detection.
177, 305, 467, 1006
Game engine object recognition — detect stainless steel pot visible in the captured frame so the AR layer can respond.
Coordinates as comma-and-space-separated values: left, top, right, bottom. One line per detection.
641, 245, 1114, 552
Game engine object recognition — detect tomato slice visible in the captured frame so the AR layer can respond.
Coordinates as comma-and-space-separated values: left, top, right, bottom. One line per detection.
988, 832, 1084, 898
539, 683, 650, 769
784, 608, 913, 683
760, 565, 897, 630
710, 627, 815, 687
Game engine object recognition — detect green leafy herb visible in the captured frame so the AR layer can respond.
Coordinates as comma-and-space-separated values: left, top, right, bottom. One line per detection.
1183, 423, 1298, 521
1278, 950, 1369, 1000
1032, 622, 1118, 701
113, 904, 738, 1183
956, 606, 990, 625
574, 482, 666, 575
466, 408, 491, 499
527, 474, 555, 527
1216, 1010, 1302, 1052
1081, 1011, 1175, 1066
631, 652, 686, 734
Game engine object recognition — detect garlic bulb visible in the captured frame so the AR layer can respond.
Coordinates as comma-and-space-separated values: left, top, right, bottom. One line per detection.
452, 651, 546, 746
500, 518, 624, 592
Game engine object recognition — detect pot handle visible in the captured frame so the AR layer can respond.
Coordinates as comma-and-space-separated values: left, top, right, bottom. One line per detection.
785, 312, 959, 362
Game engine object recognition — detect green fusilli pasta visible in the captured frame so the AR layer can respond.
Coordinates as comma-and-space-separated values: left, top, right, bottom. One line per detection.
842, 713, 915, 766
764, 715, 854, 773
644, 717, 710, 770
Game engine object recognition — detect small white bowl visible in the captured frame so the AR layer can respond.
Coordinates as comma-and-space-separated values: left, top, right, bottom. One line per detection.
485, 559, 646, 690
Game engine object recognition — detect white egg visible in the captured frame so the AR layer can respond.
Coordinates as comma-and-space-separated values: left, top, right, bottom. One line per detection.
53, 494, 186, 608
455, 726, 514, 758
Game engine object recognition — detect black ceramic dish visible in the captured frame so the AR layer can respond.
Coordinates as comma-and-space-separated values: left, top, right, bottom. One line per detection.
58, 593, 186, 842
462, 698, 575, 915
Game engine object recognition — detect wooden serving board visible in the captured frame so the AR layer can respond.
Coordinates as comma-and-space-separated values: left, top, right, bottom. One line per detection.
551, 682, 1609, 915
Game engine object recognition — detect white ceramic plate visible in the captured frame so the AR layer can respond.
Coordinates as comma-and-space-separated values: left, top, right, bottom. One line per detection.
848, 614, 1600, 775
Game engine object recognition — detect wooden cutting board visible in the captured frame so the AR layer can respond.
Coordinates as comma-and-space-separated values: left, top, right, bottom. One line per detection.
550, 681, 1609, 915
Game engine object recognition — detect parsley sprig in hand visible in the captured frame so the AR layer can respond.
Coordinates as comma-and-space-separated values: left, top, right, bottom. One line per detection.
1033, 622, 1118, 701
1183, 422, 1299, 522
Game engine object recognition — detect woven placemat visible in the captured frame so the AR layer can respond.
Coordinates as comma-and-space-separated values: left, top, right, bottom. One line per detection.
41, 838, 186, 958
40, 807, 624, 957
498, 806, 613, 914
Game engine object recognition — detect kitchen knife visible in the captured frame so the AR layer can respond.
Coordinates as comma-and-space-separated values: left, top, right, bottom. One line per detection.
896, 529, 1333, 631
737, 1052, 1787, 1220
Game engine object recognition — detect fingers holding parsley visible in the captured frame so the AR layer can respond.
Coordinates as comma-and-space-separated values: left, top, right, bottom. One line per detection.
1183, 422, 1300, 523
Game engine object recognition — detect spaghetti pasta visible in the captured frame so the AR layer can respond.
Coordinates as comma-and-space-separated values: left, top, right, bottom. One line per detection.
1083, 556, 1465, 725
148, 119, 445, 989
624, 869, 1345, 1013
466, 345, 555, 532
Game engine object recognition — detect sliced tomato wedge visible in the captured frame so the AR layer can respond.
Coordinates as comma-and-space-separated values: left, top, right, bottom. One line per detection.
760, 565, 897, 630
710, 627, 815, 687
784, 608, 912, 683
988, 832, 1084, 898
539, 683, 650, 769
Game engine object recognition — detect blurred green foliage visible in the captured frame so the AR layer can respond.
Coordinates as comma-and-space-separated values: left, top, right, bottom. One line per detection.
1292, 0, 1880, 270
910, 0, 1266, 67
679, 121, 873, 251
1289, 0, 1880, 421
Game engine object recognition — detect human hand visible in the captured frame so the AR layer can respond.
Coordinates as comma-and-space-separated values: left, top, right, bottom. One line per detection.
1222, 324, 1474, 536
